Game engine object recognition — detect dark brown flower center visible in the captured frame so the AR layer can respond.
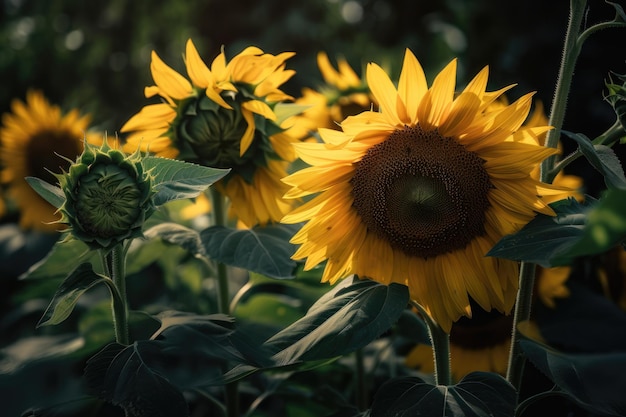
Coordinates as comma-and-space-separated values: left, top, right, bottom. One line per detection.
450, 304, 513, 349
26, 129, 82, 185
350, 124, 492, 258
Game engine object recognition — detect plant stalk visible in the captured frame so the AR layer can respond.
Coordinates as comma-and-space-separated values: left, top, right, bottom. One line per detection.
209, 187, 239, 417
107, 244, 130, 345
507, 0, 587, 395
412, 301, 451, 386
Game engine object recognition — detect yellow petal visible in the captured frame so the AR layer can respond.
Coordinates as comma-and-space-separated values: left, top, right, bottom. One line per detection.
185, 39, 211, 88
150, 51, 192, 100
366, 62, 402, 126
416, 59, 457, 130
398, 48, 428, 123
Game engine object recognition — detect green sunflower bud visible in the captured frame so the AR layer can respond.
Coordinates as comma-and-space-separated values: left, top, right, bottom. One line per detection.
605, 72, 626, 136
58, 140, 155, 249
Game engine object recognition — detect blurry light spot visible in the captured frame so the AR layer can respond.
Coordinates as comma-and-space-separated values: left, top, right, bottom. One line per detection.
109, 52, 128, 72
10, 17, 35, 49
341, 1, 363, 24
64, 29, 84, 50
428, 20, 467, 53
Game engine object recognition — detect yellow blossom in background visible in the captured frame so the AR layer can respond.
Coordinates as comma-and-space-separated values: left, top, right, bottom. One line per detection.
121, 39, 298, 227
282, 49, 571, 331
287, 52, 372, 141
0, 90, 103, 232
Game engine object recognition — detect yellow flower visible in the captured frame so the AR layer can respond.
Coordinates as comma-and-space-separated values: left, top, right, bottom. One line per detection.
287, 52, 372, 141
0, 90, 101, 232
282, 49, 568, 331
121, 39, 297, 227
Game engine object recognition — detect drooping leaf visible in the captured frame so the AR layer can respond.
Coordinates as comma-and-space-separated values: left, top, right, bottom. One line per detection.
520, 337, 626, 416
151, 311, 272, 369
20, 238, 96, 280
200, 223, 300, 279
0, 334, 85, 374
142, 156, 229, 206
25, 176, 65, 209
37, 263, 109, 327
84, 342, 189, 417
487, 198, 590, 267
566, 188, 626, 258
143, 222, 206, 257
562, 131, 626, 189
226, 277, 409, 382
369, 372, 516, 417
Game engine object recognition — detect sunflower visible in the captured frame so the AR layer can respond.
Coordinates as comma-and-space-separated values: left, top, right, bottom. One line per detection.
0, 90, 101, 232
121, 39, 297, 227
287, 52, 372, 141
282, 49, 569, 331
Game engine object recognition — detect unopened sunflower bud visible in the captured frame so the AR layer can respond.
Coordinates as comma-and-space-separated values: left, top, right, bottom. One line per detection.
57, 140, 155, 249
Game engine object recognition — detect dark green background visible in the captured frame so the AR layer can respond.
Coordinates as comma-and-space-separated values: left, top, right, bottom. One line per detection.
1, 0, 624, 195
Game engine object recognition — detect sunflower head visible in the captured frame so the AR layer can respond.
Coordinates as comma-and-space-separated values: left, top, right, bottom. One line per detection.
121, 39, 297, 227
0, 90, 95, 231
287, 52, 372, 141
57, 140, 156, 250
282, 49, 568, 331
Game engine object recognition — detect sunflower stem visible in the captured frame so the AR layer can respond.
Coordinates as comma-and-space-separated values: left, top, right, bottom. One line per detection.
506, 262, 536, 392
209, 187, 239, 417
106, 244, 130, 345
411, 301, 451, 386
507, 0, 587, 395
540, 0, 587, 179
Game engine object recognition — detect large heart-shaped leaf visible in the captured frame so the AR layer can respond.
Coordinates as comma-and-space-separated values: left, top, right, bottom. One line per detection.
226, 277, 409, 381
369, 372, 516, 417
200, 223, 300, 279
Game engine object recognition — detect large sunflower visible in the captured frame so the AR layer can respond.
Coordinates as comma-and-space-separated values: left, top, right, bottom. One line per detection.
0, 90, 99, 232
121, 39, 297, 227
282, 49, 568, 331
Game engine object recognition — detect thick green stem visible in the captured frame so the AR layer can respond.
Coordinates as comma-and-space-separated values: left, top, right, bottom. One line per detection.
412, 301, 451, 386
540, 0, 587, 180
107, 244, 130, 345
209, 187, 238, 417
507, 0, 587, 395
505, 262, 536, 391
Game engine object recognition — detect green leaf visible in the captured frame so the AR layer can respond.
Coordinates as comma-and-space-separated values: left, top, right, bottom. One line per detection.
487, 198, 590, 267
606, 1, 626, 23
520, 337, 626, 416
25, 176, 65, 209
37, 263, 109, 327
567, 188, 626, 257
142, 156, 230, 206
151, 311, 272, 370
562, 131, 626, 189
84, 342, 189, 417
143, 222, 206, 257
0, 334, 85, 373
200, 223, 299, 279
224, 277, 409, 384
20, 238, 97, 280
369, 372, 516, 417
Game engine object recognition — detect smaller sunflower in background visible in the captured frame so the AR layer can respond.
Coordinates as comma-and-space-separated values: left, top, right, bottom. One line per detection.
121, 39, 298, 228
287, 52, 372, 141
282, 48, 573, 332
0, 90, 102, 232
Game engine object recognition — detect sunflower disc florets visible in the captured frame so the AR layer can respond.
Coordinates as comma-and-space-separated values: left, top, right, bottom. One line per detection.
57, 140, 156, 249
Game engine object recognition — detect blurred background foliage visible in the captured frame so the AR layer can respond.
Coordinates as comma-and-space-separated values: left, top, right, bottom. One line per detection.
2, 0, 624, 166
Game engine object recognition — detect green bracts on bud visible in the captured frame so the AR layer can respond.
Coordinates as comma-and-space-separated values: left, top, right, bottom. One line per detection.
58, 140, 155, 249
